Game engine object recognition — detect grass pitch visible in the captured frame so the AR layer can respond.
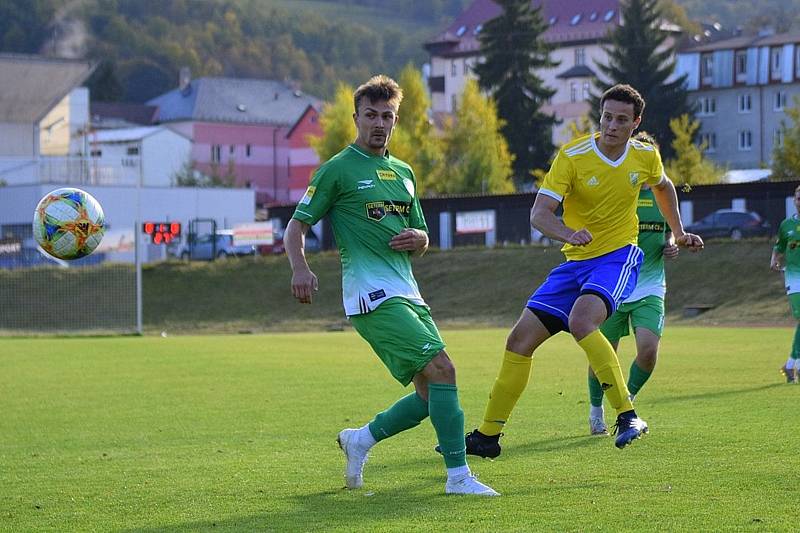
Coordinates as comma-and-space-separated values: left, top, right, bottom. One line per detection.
1, 327, 797, 531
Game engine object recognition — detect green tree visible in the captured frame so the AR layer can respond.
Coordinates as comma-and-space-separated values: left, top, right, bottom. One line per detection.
473, 0, 558, 188
307, 82, 356, 163
664, 114, 724, 186
590, 0, 692, 160
566, 115, 595, 142
772, 96, 800, 181
428, 80, 514, 194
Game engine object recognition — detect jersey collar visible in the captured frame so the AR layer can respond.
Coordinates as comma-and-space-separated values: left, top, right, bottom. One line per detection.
591, 134, 630, 168
348, 143, 390, 159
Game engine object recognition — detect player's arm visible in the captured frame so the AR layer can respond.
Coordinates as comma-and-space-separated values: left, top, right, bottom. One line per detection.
285, 218, 319, 304
530, 193, 592, 246
770, 249, 785, 271
652, 176, 703, 251
390, 228, 429, 257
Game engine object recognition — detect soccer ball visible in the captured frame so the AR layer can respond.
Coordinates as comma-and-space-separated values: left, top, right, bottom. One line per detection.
32, 188, 106, 260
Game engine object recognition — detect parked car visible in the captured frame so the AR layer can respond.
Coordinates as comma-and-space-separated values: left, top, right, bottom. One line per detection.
179, 230, 256, 260
259, 228, 321, 254
685, 209, 771, 240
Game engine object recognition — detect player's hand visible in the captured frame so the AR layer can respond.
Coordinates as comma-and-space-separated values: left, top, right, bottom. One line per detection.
770, 259, 784, 272
663, 241, 680, 259
291, 268, 318, 304
566, 228, 592, 246
676, 233, 704, 252
390, 228, 428, 252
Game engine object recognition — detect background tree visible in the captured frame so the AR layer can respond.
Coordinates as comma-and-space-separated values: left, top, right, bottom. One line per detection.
473, 0, 558, 189
590, 0, 692, 160
427, 80, 514, 195
566, 115, 595, 142
771, 96, 800, 181
664, 115, 725, 186
307, 83, 356, 163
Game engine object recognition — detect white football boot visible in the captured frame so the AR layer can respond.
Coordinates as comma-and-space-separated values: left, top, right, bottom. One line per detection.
445, 474, 500, 496
337, 428, 370, 489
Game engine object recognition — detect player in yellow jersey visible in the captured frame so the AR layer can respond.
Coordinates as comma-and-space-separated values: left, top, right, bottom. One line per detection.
464, 84, 704, 455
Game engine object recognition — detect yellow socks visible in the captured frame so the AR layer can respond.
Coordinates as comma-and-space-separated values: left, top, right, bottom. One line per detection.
577, 330, 633, 414
478, 350, 533, 436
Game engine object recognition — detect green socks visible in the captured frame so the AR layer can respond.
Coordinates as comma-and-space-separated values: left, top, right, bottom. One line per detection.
368, 392, 429, 442
792, 323, 800, 359
627, 361, 652, 396
428, 383, 467, 468
588, 372, 605, 407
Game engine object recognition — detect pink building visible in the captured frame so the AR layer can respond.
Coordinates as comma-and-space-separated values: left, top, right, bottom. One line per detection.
148, 75, 322, 206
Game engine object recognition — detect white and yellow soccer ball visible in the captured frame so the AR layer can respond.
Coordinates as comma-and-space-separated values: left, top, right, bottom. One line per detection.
32, 188, 106, 260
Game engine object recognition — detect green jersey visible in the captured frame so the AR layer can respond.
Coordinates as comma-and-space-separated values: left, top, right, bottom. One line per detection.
774, 215, 800, 294
292, 144, 428, 316
625, 188, 666, 302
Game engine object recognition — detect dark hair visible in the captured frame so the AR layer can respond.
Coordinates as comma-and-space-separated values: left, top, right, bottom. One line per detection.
633, 130, 659, 149
600, 84, 645, 119
353, 75, 403, 114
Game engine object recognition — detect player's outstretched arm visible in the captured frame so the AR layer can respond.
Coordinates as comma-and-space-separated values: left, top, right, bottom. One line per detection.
652, 176, 703, 252
285, 218, 319, 304
530, 193, 592, 246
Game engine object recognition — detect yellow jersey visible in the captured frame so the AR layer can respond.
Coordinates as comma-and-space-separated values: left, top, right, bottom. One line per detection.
539, 133, 664, 260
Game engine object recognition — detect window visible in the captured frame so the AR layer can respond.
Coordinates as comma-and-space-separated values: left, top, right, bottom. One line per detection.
796, 46, 800, 79
456, 25, 467, 37
738, 130, 752, 151
738, 93, 752, 112
701, 54, 713, 85
582, 81, 590, 101
775, 127, 785, 147
735, 50, 747, 82
570, 14, 582, 26
604, 9, 615, 22
575, 47, 585, 66
771, 47, 782, 80
126, 146, 139, 156
697, 96, 716, 116
246, 144, 252, 157
211, 144, 221, 163
548, 16, 558, 25
90, 149, 102, 157
589, 11, 598, 21
451, 93, 457, 111
775, 91, 787, 110
473, 24, 482, 35
463, 59, 469, 75
570, 82, 578, 103
451, 60, 456, 77
700, 132, 717, 152
229, 145, 235, 154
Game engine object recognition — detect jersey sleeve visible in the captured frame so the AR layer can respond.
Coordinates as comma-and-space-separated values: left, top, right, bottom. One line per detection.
775, 222, 788, 253
408, 171, 428, 232
645, 149, 666, 186
292, 163, 339, 225
539, 148, 574, 202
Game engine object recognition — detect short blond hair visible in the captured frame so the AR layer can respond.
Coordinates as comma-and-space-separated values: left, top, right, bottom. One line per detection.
353, 75, 403, 114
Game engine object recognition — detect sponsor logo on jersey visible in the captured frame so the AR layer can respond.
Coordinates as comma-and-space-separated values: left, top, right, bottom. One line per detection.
365, 201, 411, 221
639, 221, 666, 233
638, 198, 654, 208
368, 289, 386, 302
629, 172, 640, 186
587, 176, 599, 186
299, 186, 316, 205
376, 169, 397, 181
357, 179, 375, 190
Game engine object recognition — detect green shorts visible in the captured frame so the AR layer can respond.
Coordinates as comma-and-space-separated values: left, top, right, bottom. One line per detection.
789, 293, 800, 320
599, 295, 665, 343
349, 297, 446, 386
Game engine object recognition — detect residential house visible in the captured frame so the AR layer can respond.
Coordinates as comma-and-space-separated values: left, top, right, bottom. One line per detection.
0, 53, 94, 185
90, 102, 158, 130
676, 31, 800, 169
148, 74, 322, 206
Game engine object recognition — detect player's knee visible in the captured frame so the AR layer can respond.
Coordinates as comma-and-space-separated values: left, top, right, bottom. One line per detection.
423, 352, 456, 383
568, 316, 596, 340
637, 347, 658, 367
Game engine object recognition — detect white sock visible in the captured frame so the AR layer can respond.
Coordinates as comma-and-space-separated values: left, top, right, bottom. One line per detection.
357, 424, 377, 449
786, 358, 796, 370
446, 465, 471, 481
590, 405, 605, 419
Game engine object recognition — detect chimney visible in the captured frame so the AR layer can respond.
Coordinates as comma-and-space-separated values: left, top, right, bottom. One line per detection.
179, 67, 192, 95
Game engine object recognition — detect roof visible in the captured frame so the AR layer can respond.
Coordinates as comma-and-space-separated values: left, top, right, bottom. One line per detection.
88, 126, 189, 143
90, 102, 158, 127
425, 0, 621, 56
147, 77, 322, 126
681, 31, 800, 53
556, 64, 596, 79
0, 53, 94, 123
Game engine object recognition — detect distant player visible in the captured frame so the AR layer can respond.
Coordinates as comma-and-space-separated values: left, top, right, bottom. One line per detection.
463, 84, 703, 458
285, 75, 498, 495
770, 184, 800, 384
588, 132, 680, 435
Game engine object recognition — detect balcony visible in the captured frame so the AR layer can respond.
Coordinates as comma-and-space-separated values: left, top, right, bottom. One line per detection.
0, 157, 134, 187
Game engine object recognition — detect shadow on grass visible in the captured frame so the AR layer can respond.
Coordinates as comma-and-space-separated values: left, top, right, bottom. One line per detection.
653, 383, 783, 405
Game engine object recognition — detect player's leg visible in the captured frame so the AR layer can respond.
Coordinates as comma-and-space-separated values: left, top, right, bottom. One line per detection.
589, 310, 627, 435
341, 299, 442, 489
572, 245, 647, 448
781, 294, 800, 383
628, 296, 665, 397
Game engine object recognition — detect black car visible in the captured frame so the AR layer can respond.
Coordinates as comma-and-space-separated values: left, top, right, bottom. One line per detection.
685, 209, 771, 240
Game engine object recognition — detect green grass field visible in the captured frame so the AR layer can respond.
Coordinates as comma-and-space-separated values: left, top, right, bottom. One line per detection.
2, 327, 797, 531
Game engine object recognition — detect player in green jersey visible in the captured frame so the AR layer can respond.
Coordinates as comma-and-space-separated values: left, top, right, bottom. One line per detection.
770, 184, 800, 384
284, 75, 498, 496
587, 132, 679, 434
